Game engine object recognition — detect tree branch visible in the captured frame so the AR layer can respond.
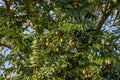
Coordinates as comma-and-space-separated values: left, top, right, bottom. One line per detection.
0, 67, 6, 70
0, 43, 11, 49
96, 3, 120, 31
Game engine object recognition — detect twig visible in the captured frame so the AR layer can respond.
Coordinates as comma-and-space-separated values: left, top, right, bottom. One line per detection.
0, 43, 11, 49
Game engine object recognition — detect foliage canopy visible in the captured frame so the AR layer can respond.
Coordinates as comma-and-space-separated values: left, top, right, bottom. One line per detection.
0, 0, 120, 80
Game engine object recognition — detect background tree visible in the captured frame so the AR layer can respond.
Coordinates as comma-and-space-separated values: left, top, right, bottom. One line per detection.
0, 0, 120, 80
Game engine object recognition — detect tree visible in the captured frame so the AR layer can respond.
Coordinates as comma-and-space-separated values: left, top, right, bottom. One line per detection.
0, 0, 120, 79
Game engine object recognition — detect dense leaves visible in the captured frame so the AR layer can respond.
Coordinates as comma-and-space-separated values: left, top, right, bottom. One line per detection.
0, 0, 120, 80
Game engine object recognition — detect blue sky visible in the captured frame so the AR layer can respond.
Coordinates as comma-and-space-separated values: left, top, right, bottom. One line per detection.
0, 0, 3, 6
